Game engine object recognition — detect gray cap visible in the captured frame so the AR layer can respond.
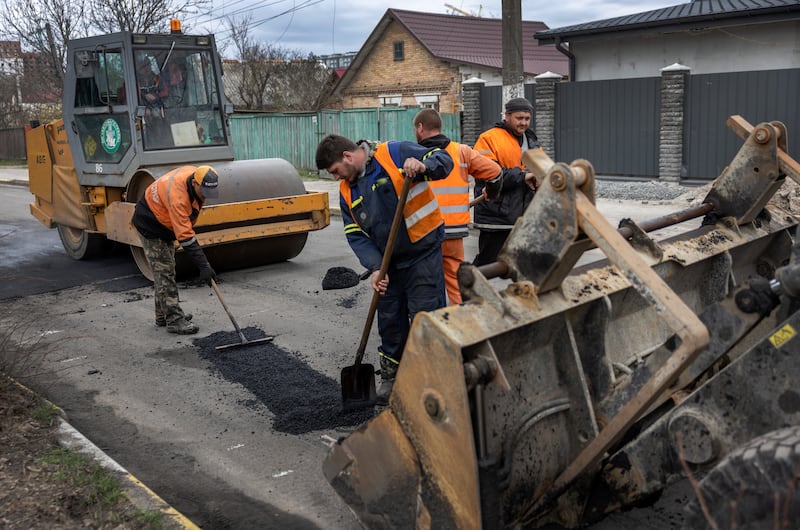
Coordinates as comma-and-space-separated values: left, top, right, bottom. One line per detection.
505, 98, 533, 114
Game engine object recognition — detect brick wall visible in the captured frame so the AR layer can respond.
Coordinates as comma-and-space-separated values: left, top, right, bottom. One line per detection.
340, 21, 460, 112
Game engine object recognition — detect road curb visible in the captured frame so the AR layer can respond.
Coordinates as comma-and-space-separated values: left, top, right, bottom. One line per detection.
7, 375, 197, 529
56, 420, 200, 529
0, 179, 28, 187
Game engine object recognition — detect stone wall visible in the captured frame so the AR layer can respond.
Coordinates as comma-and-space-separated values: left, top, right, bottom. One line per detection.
461, 78, 484, 147
533, 72, 560, 158
658, 64, 690, 182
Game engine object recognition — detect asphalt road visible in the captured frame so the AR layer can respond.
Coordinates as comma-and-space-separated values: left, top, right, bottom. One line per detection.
1, 182, 372, 528
0, 179, 697, 529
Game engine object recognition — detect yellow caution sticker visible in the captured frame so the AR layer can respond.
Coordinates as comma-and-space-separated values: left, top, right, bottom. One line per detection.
769, 323, 796, 349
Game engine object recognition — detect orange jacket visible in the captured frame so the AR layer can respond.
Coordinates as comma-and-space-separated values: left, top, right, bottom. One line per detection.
474, 127, 526, 170
143, 166, 204, 245
429, 140, 501, 238
473, 124, 538, 228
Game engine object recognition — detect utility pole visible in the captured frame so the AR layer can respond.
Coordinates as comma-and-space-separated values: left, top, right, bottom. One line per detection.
501, 0, 523, 103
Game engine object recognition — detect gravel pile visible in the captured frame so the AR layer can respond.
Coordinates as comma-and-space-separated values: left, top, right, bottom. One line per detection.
594, 179, 697, 202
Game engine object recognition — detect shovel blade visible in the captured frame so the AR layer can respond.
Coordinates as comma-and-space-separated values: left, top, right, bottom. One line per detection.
214, 335, 274, 351
341, 363, 377, 411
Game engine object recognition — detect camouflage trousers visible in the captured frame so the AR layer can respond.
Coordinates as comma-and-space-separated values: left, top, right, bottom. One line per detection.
139, 235, 188, 326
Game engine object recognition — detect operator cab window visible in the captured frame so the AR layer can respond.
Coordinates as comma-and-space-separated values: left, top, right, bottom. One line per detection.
134, 48, 227, 151
71, 48, 131, 164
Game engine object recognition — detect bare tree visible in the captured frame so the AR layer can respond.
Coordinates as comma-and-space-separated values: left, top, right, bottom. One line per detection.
0, 0, 87, 77
267, 54, 330, 112
227, 15, 329, 112
87, 0, 211, 34
0, 74, 23, 128
227, 15, 275, 111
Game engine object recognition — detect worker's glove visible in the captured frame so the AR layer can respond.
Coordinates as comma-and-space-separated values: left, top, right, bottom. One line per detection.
196, 265, 217, 287
184, 241, 216, 286
735, 277, 780, 316
485, 176, 503, 200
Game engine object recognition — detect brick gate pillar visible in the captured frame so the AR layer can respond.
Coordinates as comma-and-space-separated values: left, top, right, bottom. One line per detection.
659, 63, 690, 183
533, 71, 561, 158
461, 77, 486, 147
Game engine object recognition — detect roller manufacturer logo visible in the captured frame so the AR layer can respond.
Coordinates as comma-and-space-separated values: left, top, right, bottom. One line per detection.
100, 118, 121, 154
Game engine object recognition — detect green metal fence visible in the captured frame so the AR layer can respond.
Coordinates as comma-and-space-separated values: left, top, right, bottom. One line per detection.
230, 108, 461, 171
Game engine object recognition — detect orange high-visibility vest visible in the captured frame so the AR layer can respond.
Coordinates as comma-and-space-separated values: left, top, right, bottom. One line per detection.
430, 141, 470, 234
372, 143, 442, 243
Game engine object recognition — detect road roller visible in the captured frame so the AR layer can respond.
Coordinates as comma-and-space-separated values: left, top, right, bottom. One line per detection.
26, 20, 328, 279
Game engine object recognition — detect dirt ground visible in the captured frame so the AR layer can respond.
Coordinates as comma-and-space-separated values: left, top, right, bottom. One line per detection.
0, 376, 155, 529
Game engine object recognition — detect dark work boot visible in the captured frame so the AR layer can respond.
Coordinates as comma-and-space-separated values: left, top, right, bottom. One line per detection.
167, 318, 199, 335
156, 312, 192, 327
376, 354, 399, 405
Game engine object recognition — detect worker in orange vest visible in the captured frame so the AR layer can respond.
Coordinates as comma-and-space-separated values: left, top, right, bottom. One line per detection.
414, 109, 532, 304
316, 133, 453, 403
413, 109, 500, 304
473, 97, 540, 266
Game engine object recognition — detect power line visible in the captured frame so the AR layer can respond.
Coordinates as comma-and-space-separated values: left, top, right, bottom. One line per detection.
190, 0, 324, 46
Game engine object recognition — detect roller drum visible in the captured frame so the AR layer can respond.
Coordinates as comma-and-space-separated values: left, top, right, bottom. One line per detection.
131, 158, 311, 280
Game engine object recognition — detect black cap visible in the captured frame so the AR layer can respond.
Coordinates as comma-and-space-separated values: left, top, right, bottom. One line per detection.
505, 98, 533, 114
194, 166, 219, 199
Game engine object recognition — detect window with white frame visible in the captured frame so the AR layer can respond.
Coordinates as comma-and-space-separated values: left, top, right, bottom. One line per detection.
414, 93, 440, 110
379, 94, 401, 107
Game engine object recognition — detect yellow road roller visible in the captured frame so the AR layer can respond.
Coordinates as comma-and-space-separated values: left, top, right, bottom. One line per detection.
27, 21, 329, 279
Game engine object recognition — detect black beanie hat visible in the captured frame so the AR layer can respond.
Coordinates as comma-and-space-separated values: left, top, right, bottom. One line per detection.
505, 98, 533, 114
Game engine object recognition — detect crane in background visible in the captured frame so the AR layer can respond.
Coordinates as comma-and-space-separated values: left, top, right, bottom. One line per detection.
444, 3, 483, 16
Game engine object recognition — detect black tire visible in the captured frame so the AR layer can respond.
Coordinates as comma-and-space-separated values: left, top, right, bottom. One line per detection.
56, 224, 109, 260
683, 426, 800, 530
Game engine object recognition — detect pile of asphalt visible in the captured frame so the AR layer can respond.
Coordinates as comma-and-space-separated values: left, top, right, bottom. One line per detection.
321, 267, 360, 290
194, 328, 377, 434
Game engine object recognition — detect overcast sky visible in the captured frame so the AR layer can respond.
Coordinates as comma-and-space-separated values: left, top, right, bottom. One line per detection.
186, 0, 684, 58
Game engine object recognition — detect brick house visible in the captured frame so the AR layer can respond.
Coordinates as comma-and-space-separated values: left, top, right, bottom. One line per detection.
323, 9, 568, 112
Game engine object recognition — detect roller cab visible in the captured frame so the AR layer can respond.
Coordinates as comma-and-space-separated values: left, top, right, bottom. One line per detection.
27, 22, 329, 279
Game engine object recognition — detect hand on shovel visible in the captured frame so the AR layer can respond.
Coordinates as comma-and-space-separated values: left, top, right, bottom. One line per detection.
370, 270, 389, 295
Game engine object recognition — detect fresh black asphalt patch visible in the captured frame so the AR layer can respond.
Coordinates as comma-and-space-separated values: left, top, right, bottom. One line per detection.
194, 327, 377, 434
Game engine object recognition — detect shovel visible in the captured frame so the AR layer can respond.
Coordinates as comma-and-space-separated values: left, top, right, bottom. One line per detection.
210, 278, 274, 351
341, 176, 412, 411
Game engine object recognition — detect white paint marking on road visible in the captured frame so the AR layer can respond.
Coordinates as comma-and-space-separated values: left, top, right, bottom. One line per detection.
40, 329, 64, 337
226, 443, 245, 451
272, 470, 294, 478
59, 355, 88, 363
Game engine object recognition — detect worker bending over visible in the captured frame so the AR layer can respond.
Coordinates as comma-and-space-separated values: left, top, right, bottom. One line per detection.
133, 166, 219, 335
316, 134, 453, 404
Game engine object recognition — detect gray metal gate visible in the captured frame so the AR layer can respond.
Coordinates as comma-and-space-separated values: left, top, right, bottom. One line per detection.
555, 77, 660, 177
685, 69, 800, 181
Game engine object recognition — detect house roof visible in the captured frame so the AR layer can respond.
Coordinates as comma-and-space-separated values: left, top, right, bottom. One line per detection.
390, 9, 567, 75
535, 0, 800, 44
334, 8, 568, 95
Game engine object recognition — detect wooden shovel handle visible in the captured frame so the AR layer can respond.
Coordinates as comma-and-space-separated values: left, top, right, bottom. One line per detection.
354, 175, 412, 364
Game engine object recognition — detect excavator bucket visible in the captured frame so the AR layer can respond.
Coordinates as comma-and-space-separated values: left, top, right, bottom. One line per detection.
322, 116, 800, 528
